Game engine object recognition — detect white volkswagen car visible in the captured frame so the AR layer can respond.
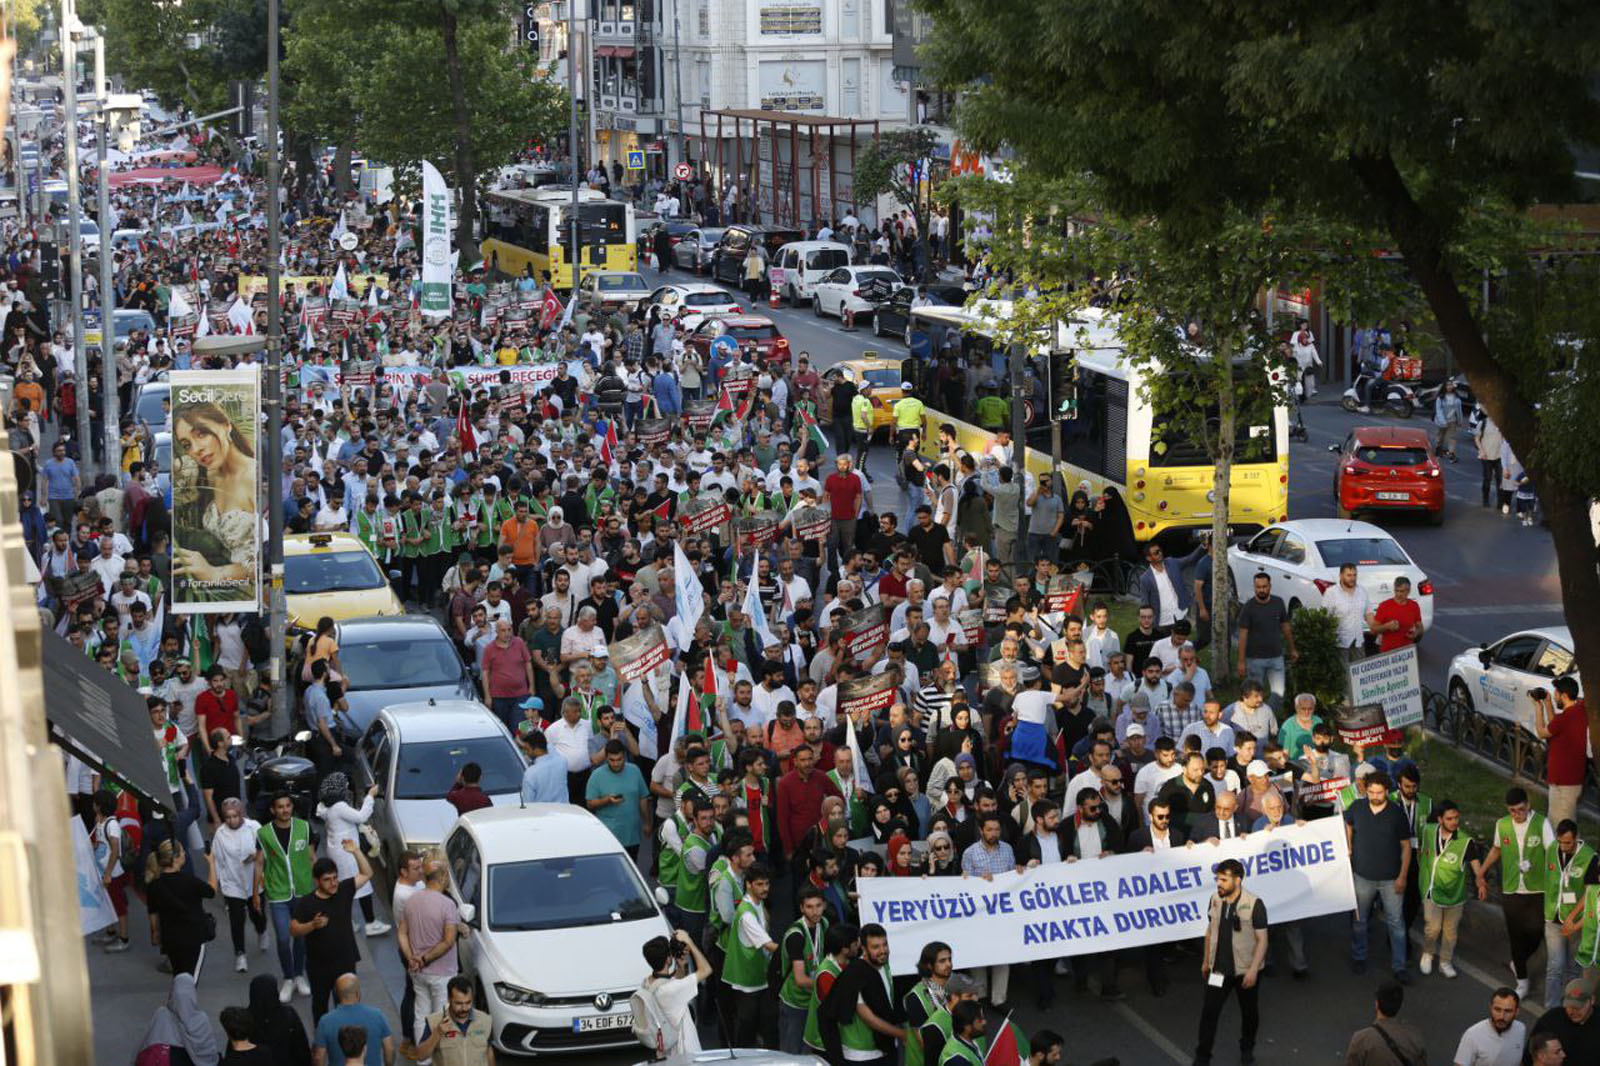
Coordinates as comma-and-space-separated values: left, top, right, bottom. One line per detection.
811, 265, 904, 321
1225, 518, 1435, 631
445, 806, 673, 1055
648, 283, 744, 331
1446, 626, 1579, 731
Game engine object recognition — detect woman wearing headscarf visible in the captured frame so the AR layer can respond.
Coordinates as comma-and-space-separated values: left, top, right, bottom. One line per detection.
17, 488, 47, 563
884, 724, 925, 781
314, 773, 388, 935
144, 839, 216, 978
136, 973, 220, 1066
897, 766, 933, 838
930, 705, 984, 766
1061, 488, 1098, 568
209, 797, 267, 971
924, 828, 960, 876
1088, 486, 1139, 563
866, 796, 898, 846
245, 973, 313, 1066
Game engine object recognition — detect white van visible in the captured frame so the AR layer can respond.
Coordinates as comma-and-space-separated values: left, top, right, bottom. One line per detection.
769, 240, 852, 306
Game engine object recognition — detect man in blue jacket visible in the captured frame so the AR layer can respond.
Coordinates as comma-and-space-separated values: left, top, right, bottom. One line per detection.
1136, 540, 1208, 635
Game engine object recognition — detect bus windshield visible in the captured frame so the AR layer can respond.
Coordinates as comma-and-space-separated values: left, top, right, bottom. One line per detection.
1149, 410, 1277, 467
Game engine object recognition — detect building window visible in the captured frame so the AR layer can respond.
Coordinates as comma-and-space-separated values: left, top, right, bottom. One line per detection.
698, 59, 710, 108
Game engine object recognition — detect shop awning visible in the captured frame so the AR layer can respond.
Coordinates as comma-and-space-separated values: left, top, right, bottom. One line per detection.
42, 629, 174, 812
611, 46, 636, 58
595, 45, 617, 57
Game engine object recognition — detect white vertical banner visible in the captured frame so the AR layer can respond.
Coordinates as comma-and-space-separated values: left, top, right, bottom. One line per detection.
72, 819, 118, 936
420, 160, 453, 317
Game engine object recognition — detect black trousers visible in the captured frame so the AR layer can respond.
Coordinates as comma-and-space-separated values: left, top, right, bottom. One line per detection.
1504, 893, 1545, 978
225, 895, 266, 955
1480, 458, 1501, 506
1402, 853, 1421, 932
309, 967, 338, 1025
1195, 974, 1259, 1059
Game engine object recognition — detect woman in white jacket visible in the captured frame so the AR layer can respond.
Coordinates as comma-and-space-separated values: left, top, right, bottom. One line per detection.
208, 797, 268, 972
316, 773, 390, 936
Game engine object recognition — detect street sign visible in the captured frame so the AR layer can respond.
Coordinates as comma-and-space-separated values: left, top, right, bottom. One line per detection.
626, 150, 645, 171
674, 162, 693, 181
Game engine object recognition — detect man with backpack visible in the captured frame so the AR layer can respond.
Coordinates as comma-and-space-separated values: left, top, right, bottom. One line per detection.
635, 930, 713, 1058
1343, 980, 1426, 1065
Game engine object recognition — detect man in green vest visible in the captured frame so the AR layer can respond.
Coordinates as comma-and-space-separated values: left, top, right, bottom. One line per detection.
1395, 765, 1434, 934
919, 972, 979, 1066
938, 1001, 989, 1066
893, 387, 926, 449
353, 493, 383, 559
674, 797, 717, 948
825, 923, 905, 1064
850, 390, 875, 467
722, 863, 778, 1047
803, 923, 859, 1057
1482, 786, 1557, 999
255, 791, 314, 1003
904, 940, 954, 1066
1558, 881, 1600, 991
708, 829, 756, 1039
1417, 800, 1487, 979
398, 491, 428, 604
1543, 818, 1600, 1008
778, 887, 830, 1054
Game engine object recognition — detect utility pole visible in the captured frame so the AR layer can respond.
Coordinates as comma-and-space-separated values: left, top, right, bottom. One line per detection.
670, 0, 685, 210
93, 29, 116, 472
567, 0, 580, 302
266, 0, 287, 736
1010, 341, 1028, 538
60, 0, 90, 465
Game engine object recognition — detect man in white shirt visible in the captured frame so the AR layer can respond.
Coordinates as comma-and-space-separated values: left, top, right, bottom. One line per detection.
88, 537, 127, 597
1180, 699, 1237, 759
1134, 737, 1184, 821
1451, 988, 1526, 1066
1321, 562, 1373, 657
1152, 621, 1193, 676
1084, 603, 1121, 670
545, 696, 596, 798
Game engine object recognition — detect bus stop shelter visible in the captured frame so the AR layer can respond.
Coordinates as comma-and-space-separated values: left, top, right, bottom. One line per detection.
699, 109, 881, 229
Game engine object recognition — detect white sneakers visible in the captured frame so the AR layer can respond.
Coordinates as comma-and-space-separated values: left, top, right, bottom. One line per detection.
235, 953, 248, 973
364, 920, 392, 937
260, 927, 271, 953
278, 979, 294, 1004
1419, 954, 1433, 975
295, 975, 312, 997
1440, 961, 1458, 979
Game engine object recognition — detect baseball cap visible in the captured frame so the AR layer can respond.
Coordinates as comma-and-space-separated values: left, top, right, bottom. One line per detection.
1246, 760, 1269, 778
520, 696, 545, 711
1354, 762, 1376, 778
945, 973, 978, 996
900, 381, 914, 390
1125, 723, 1146, 738
590, 645, 610, 659
1563, 980, 1593, 1006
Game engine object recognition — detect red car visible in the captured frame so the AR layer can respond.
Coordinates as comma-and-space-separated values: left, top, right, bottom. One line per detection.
687, 314, 791, 367
1332, 425, 1445, 524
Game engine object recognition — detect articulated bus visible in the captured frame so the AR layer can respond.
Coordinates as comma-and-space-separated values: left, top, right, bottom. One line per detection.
480, 186, 636, 287
907, 304, 1289, 545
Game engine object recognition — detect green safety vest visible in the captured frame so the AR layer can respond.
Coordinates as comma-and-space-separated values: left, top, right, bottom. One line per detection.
1495, 812, 1549, 894
657, 812, 689, 891
974, 395, 1009, 429
938, 1036, 986, 1066
1399, 793, 1434, 842
1545, 842, 1597, 922
778, 917, 828, 1010
479, 497, 513, 547
1419, 826, 1473, 907
401, 508, 426, 558
837, 963, 887, 1054
851, 394, 873, 432
354, 507, 380, 555
828, 769, 867, 835
708, 856, 744, 949
675, 831, 712, 914
721, 897, 771, 992
421, 503, 455, 555
1577, 885, 1600, 968
804, 955, 843, 1051
1338, 784, 1359, 811
257, 818, 314, 902
903, 981, 943, 1066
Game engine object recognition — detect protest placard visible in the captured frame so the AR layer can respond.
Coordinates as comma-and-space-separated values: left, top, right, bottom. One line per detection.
1334, 702, 1391, 750
792, 505, 831, 541
679, 496, 732, 535
839, 603, 889, 662
838, 673, 899, 719
959, 608, 984, 646
637, 418, 671, 447
686, 400, 718, 432
857, 817, 1355, 973
735, 512, 780, 547
984, 587, 1010, 624
1044, 575, 1084, 615
613, 624, 671, 683
1348, 645, 1424, 730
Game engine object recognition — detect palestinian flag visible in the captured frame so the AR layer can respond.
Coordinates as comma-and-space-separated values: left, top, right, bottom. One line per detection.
733, 385, 756, 422
600, 419, 620, 467
650, 497, 672, 522
796, 404, 830, 453
984, 1014, 1028, 1066
711, 384, 736, 424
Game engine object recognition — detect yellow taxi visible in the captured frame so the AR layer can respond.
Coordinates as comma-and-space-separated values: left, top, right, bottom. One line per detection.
829, 355, 907, 436
282, 531, 404, 630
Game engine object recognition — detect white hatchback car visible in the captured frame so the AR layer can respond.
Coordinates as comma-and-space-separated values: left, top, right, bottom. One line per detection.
1446, 626, 1579, 731
445, 805, 673, 1055
648, 283, 744, 331
811, 265, 904, 321
1226, 518, 1435, 631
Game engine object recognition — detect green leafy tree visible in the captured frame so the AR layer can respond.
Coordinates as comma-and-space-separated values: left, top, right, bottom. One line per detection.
925, 0, 1600, 746
83, 0, 229, 111
854, 125, 939, 279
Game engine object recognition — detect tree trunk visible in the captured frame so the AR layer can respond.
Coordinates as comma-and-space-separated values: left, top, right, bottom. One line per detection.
333, 141, 352, 199
1209, 345, 1236, 681
1353, 152, 1600, 754
441, 8, 478, 263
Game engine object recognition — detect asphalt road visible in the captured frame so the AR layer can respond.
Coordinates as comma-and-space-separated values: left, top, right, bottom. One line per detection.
83, 271, 1569, 1063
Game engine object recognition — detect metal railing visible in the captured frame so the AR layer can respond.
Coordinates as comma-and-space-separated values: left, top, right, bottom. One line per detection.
1422, 686, 1599, 808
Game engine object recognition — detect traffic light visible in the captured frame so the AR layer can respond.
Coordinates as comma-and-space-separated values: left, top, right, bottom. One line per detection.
229, 80, 254, 139
37, 241, 60, 297
1049, 351, 1079, 420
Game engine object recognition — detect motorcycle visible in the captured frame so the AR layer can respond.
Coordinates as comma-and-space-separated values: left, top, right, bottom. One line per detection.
1341, 373, 1418, 418
1414, 374, 1477, 422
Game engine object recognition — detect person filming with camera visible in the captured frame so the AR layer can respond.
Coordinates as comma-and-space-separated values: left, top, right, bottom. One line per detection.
635, 928, 713, 1058
1533, 677, 1589, 828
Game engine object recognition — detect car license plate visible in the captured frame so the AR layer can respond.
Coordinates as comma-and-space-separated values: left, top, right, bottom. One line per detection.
573, 1012, 632, 1034
1376, 491, 1409, 501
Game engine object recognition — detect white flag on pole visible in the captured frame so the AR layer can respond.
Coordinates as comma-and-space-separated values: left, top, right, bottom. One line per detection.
673, 542, 705, 636
329, 261, 350, 302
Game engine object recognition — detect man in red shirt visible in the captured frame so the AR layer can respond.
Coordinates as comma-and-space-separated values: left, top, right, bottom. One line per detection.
774, 743, 840, 860
821, 455, 864, 561
1536, 676, 1590, 827
1370, 577, 1424, 653
480, 619, 534, 732
194, 669, 240, 758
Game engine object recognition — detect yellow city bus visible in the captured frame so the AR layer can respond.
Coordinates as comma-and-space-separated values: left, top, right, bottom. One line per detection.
908, 303, 1289, 544
480, 186, 636, 287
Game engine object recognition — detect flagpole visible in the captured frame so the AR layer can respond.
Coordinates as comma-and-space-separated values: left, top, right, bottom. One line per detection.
265, 0, 287, 737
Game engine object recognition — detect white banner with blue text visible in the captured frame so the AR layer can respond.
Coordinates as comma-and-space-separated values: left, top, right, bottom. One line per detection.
857, 817, 1356, 974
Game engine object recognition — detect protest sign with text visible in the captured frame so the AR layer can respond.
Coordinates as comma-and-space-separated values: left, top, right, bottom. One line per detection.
839, 603, 889, 662
1348, 646, 1423, 730
792, 505, 831, 542
679, 495, 732, 535
838, 673, 898, 719
613, 624, 671, 683
857, 818, 1355, 974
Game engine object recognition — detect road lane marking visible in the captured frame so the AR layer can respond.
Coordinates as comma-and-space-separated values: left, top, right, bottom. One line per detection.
1435, 603, 1564, 616
1110, 1000, 1190, 1063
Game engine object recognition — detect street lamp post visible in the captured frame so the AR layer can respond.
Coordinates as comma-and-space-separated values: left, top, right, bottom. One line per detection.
59, 0, 91, 465
266, 0, 287, 731
93, 30, 117, 473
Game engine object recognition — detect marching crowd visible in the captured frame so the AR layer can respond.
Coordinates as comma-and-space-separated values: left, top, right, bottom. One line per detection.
5, 123, 1599, 1066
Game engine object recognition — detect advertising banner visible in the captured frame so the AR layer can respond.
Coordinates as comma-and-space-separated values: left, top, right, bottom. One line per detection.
614, 624, 671, 682
1348, 646, 1424, 731
840, 603, 889, 662
857, 818, 1356, 974
169, 370, 262, 613
420, 160, 453, 317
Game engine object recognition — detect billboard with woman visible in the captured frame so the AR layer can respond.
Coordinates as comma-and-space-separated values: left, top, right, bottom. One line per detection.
169, 370, 261, 613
